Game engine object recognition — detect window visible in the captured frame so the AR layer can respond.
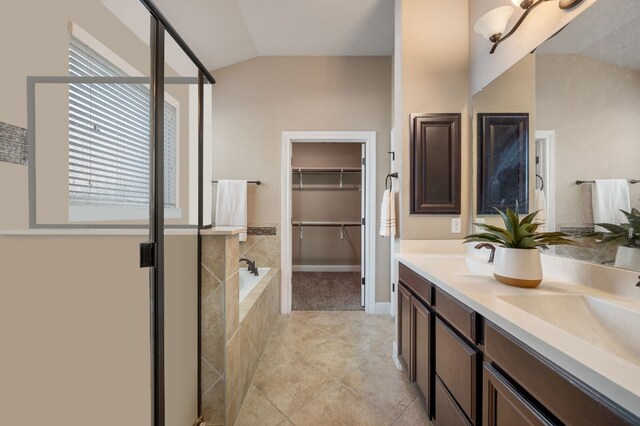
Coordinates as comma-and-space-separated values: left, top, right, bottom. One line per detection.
68, 36, 177, 220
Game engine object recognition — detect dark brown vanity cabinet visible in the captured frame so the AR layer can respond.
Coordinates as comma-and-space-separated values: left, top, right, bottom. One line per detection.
397, 261, 640, 426
433, 289, 480, 426
398, 264, 434, 418
483, 363, 553, 426
411, 295, 432, 411
484, 323, 637, 426
397, 283, 412, 372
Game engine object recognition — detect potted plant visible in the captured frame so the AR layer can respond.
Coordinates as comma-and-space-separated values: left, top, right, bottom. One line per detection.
592, 208, 640, 271
464, 204, 577, 288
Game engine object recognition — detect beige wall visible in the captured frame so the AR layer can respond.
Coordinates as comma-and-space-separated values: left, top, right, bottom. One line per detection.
292, 143, 362, 266
0, 235, 151, 425
395, 0, 470, 240
165, 234, 199, 426
1, 0, 194, 229
471, 54, 536, 226
536, 54, 640, 226
469, 0, 599, 94
0, 0, 149, 229
0, 233, 197, 426
0, 0, 198, 424
210, 56, 393, 302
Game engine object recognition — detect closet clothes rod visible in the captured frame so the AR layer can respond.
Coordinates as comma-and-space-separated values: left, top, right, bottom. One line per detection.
291, 221, 361, 227
576, 179, 639, 185
293, 168, 361, 173
212, 180, 261, 185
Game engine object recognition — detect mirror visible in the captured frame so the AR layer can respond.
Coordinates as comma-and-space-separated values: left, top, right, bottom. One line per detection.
472, 0, 640, 271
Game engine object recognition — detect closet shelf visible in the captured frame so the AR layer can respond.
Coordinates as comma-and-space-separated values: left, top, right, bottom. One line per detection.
293, 167, 362, 189
291, 221, 361, 227
292, 167, 361, 173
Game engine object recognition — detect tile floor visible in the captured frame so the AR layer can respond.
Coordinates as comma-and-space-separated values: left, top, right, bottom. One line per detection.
234, 310, 432, 426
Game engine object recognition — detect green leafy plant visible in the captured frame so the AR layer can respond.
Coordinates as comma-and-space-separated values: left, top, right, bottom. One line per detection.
464, 204, 577, 249
592, 208, 640, 248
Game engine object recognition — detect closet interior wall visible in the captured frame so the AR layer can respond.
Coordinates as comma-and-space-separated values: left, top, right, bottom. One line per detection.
292, 142, 362, 269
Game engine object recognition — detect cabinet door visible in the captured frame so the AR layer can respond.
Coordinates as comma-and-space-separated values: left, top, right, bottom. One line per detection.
435, 376, 472, 426
435, 318, 479, 424
411, 295, 432, 417
483, 363, 555, 426
397, 283, 412, 372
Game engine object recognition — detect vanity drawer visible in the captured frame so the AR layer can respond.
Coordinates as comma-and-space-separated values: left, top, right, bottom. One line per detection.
434, 287, 476, 343
435, 317, 479, 424
399, 263, 432, 305
485, 322, 635, 426
435, 376, 472, 426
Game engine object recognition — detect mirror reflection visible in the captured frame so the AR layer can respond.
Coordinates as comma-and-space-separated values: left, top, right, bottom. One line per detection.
472, 0, 640, 271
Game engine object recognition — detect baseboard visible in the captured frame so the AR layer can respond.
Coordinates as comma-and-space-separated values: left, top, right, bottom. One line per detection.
392, 341, 402, 370
292, 265, 361, 272
374, 302, 391, 315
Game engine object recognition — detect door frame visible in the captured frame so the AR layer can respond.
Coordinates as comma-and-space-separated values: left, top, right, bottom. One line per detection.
281, 131, 377, 314
535, 130, 556, 232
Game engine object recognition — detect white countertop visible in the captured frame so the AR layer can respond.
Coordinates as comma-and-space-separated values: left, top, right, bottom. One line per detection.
396, 252, 640, 418
200, 226, 246, 236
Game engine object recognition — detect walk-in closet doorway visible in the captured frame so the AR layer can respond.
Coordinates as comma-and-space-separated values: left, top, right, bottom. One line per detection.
281, 131, 377, 314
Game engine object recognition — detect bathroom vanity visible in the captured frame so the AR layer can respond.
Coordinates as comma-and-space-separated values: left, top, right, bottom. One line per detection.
395, 254, 640, 426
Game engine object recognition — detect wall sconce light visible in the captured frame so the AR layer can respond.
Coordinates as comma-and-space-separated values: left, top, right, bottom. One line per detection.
475, 0, 585, 54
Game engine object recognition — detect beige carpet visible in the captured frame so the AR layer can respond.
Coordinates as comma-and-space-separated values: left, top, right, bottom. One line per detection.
292, 271, 363, 311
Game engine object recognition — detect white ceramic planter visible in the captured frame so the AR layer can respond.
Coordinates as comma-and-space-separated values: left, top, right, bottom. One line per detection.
493, 247, 543, 288
614, 246, 640, 272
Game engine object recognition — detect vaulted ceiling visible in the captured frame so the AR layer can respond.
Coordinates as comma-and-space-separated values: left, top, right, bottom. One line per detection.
103, 0, 394, 73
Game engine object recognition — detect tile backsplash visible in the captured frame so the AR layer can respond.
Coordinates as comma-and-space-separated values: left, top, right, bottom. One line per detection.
0, 121, 28, 166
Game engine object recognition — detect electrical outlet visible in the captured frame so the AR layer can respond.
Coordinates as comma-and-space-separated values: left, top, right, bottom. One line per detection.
451, 217, 461, 234
474, 217, 486, 233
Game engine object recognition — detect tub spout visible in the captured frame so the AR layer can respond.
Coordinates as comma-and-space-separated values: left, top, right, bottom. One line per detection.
239, 258, 257, 275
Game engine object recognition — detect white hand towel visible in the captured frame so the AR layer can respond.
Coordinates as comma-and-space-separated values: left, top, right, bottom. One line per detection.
215, 180, 248, 241
534, 189, 547, 232
379, 189, 396, 237
592, 179, 630, 232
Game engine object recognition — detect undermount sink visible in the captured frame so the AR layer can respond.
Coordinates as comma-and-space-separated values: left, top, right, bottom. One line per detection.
498, 294, 640, 366
460, 257, 494, 276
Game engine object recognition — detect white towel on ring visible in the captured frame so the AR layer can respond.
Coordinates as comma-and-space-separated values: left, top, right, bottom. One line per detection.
534, 189, 547, 232
215, 180, 247, 241
379, 189, 396, 237
592, 179, 630, 232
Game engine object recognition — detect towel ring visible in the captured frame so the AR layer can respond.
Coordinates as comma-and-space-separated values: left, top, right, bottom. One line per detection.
536, 174, 544, 191
385, 172, 398, 190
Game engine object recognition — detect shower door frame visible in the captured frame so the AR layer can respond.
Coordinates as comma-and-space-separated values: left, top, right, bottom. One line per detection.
281, 131, 377, 314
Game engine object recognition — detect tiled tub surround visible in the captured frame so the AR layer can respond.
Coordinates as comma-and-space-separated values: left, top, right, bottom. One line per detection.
232, 268, 281, 421
239, 225, 281, 271
201, 227, 281, 425
395, 251, 640, 419
201, 231, 240, 425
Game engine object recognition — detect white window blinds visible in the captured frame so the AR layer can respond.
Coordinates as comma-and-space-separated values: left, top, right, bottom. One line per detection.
68, 37, 177, 208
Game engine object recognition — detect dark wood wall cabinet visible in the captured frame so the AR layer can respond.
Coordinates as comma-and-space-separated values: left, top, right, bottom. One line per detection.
410, 113, 461, 214
476, 113, 529, 215
397, 261, 640, 426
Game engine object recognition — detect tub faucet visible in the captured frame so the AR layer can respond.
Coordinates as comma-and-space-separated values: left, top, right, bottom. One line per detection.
239, 258, 258, 276
475, 243, 496, 263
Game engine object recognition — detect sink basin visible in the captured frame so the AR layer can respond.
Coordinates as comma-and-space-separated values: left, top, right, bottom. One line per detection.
460, 257, 494, 276
498, 294, 640, 366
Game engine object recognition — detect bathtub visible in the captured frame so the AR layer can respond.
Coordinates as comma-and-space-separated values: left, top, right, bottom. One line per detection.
239, 268, 270, 302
